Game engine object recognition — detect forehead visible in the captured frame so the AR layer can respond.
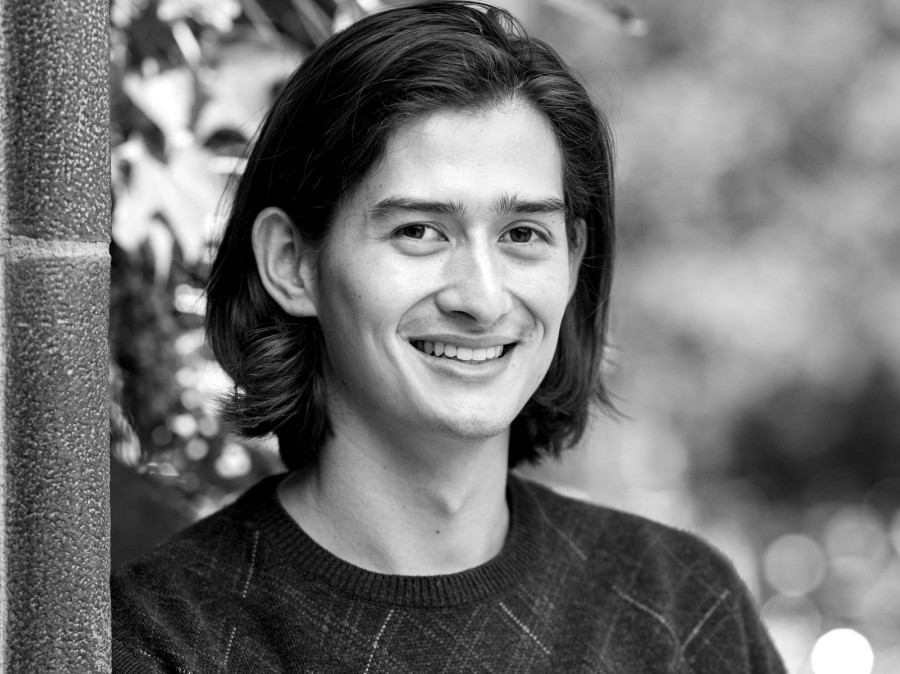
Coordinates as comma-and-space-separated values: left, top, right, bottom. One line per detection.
344, 100, 565, 216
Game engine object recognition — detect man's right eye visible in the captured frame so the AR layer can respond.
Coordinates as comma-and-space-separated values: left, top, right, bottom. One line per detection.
395, 224, 444, 241
400, 224, 426, 239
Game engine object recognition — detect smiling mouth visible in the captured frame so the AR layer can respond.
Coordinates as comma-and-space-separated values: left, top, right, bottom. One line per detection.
412, 340, 513, 363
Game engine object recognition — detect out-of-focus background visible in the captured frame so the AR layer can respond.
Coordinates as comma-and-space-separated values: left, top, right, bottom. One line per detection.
109, 1, 900, 672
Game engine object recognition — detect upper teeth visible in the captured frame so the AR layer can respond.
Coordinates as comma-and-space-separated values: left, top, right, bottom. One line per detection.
416, 341, 505, 361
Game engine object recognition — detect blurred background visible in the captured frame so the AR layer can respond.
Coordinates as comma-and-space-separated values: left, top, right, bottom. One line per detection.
109, 0, 900, 672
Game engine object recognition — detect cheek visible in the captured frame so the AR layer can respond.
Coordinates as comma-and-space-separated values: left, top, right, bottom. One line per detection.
317, 253, 373, 319
329, 255, 432, 329
316, 260, 412, 359
523, 263, 573, 329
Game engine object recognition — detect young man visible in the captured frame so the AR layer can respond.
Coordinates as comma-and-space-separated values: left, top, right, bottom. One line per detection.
113, 3, 786, 672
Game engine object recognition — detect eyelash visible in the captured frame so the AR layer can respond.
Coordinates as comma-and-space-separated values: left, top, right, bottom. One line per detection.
393, 223, 549, 243
394, 224, 446, 241
501, 225, 547, 244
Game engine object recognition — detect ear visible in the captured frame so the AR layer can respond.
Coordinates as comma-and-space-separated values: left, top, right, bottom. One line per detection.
251, 207, 319, 317
567, 217, 587, 300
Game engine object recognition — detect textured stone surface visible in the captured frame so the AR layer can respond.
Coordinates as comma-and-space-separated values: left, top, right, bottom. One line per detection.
1, 0, 110, 242
1, 0, 111, 671
3, 252, 110, 672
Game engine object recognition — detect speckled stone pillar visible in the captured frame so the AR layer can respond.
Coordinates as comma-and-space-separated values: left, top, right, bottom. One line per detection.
0, 0, 111, 671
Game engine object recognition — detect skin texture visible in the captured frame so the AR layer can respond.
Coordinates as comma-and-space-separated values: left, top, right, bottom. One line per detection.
253, 99, 584, 574
312, 101, 579, 447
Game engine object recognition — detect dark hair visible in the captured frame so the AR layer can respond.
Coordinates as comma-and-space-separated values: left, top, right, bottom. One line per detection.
206, 1, 615, 470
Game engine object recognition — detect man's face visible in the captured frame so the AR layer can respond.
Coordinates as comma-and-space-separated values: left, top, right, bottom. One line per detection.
305, 99, 580, 447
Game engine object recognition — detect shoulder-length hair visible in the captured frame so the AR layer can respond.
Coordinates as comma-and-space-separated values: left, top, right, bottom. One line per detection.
206, 1, 616, 470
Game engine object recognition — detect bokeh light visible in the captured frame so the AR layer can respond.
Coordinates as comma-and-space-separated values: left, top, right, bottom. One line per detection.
184, 437, 209, 461
763, 534, 828, 597
214, 443, 252, 480
824, 506, 889, 564
810, 629, 874, 674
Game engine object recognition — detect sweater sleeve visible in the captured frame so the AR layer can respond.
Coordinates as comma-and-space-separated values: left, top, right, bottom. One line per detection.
732, 579, 786, 673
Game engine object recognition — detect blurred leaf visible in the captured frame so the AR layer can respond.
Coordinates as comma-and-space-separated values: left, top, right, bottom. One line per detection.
195, 36, 302, 141
287, 0, 333, 45
238, 0, 282, 39
122, 68, 195, 144
157, 0, 242, 32
112, 138, 225, 268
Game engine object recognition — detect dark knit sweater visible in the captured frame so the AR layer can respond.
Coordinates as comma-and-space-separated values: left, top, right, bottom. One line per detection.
112, 474, 786, 673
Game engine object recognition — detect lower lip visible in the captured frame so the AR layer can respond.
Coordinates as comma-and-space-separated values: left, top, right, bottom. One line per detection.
410, 344, 512, 379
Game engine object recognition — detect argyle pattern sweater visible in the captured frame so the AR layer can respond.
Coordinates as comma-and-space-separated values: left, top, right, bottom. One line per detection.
112, 474, 786, 673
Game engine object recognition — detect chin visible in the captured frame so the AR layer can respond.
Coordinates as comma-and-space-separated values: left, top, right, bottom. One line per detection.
429, 412, 516, 444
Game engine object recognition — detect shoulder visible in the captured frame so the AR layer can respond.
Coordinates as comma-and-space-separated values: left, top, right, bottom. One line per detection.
513, 475, 785, 672
112, 476, 280, 671
113, 481, 265, 595
514, 474, 736, 582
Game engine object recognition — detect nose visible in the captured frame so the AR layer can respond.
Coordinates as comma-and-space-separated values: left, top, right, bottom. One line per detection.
434, 241, 513, 325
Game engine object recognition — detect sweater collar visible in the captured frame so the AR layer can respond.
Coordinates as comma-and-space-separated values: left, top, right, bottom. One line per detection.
234, 472, 543, 608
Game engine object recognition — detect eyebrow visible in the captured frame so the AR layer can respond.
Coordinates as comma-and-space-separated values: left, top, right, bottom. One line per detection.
368, 197, 466, 220
492, 193, 566, 216
367, 193, 566, 220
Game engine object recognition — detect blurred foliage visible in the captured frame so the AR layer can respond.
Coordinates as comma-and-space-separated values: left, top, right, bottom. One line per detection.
111, 0, 900, 671
109, 0, 316, 563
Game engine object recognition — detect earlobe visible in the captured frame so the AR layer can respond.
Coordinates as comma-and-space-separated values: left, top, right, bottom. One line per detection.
568, 218, 587, 300
251, 207, 319, 317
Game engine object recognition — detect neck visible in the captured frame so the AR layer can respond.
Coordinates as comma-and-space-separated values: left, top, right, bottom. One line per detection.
278, 426, 511, 576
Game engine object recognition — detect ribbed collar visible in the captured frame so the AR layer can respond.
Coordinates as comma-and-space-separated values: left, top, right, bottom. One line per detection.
231, 473, 543, 608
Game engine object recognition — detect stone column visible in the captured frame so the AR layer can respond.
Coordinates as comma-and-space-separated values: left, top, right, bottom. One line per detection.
0, 0, 110, 671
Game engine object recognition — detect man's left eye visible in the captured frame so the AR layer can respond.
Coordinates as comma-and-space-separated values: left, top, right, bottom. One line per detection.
504, 226, 539, 243
398, 224, 427, 239
395, 224, 445, 241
